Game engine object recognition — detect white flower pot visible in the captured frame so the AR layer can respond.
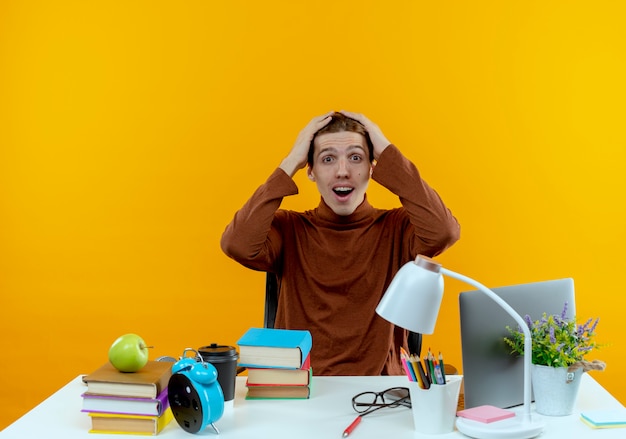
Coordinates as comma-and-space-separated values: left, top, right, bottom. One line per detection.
531, 363, 583, 416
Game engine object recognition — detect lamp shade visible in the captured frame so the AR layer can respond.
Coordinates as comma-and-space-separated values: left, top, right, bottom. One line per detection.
376, 257, 444, 334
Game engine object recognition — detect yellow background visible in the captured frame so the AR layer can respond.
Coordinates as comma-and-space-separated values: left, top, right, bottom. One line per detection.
1, 0, 625, 429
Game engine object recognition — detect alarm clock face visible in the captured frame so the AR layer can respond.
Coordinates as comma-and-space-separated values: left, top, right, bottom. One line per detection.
167, 350, 225, 434
168, 373, 206, 433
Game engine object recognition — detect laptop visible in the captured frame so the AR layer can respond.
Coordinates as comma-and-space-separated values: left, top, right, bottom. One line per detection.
459, 278, 575, 409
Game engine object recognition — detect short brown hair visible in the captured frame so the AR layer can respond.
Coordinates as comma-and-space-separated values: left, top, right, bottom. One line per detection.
308, 112, 374, 168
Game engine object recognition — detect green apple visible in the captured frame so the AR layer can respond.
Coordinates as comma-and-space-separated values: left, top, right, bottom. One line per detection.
108, 333, 151, 372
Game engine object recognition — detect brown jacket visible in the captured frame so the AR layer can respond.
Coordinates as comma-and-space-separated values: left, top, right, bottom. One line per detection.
221, 145, 460, 375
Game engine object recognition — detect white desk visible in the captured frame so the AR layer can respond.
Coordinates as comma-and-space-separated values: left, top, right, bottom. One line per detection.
1, 374, 623, 438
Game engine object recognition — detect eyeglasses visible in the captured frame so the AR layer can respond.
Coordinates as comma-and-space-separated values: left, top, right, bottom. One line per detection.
351, 387, 411, 416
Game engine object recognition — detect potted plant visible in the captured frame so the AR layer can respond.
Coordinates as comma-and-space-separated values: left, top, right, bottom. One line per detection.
504, 302, 606, 416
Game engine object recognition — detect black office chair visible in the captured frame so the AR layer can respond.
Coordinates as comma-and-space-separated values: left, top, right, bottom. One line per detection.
263, 272, 423, 357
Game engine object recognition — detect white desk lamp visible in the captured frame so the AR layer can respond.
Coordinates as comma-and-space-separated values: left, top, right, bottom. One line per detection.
376, 255, 544, 439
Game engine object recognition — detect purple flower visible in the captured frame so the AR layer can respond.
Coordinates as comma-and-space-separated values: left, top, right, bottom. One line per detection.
589, 318, 599, 334
560, 302, 568, 320
524, 315, 533, 329
504, 303, 601, 367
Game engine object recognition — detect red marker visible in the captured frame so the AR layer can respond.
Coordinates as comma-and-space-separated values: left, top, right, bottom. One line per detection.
342, 415, 362, 437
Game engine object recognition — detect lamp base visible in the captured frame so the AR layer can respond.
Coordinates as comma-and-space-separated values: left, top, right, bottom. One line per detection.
456, 416, 544, 439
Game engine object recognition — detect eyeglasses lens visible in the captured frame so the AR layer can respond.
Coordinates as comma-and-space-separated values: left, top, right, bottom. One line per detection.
353, 392, 379, 414
383, 387, 410, 408
352, 387, 410, 415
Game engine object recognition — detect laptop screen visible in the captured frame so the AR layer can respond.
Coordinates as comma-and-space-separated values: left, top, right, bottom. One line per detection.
459, 278, 575, 409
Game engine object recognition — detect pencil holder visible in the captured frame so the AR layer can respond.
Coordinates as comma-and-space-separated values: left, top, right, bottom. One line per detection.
408, 375, 463, 434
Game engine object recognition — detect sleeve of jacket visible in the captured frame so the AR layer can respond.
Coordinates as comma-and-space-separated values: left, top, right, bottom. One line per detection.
372, 144, 460, 257
220, 168, 298, 272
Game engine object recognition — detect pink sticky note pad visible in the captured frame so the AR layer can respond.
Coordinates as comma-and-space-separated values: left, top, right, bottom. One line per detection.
457, 405, 516, 423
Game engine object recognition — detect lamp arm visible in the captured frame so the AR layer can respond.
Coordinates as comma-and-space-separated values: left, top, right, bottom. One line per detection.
441, 268, 533, 423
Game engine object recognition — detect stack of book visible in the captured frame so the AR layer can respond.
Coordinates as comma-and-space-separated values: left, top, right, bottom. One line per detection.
237, 327, 313, 399
82, 361, 174, 435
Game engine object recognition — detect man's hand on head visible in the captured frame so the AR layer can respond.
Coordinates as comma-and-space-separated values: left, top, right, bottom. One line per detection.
280, 111, 334, 177
339, 110, 391, 161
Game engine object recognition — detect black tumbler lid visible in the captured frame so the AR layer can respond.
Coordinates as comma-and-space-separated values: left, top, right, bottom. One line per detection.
198, 343, 239, 362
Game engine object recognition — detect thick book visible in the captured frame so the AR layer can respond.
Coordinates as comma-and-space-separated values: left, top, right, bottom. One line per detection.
245, 383, 311, 399
88, 407, 173, 435
247, 354, 312, 386
81, 388, 169, 416
237, 327, 312, 369
83, 361, 172, 399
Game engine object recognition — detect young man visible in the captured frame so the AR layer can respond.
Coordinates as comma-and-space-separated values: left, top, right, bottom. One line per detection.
221, 111, 460, 375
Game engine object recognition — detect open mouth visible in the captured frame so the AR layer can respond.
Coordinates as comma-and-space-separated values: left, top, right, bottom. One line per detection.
333, 187, 354, 197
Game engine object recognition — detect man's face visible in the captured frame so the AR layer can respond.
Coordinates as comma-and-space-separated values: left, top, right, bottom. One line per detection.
307, 131, 372, 216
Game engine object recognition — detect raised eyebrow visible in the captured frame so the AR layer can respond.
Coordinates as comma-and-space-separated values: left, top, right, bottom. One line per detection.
317, 147, 337, 156
316, 145, 367, 163
347, 145, 367, 154
318, 145, 366, 156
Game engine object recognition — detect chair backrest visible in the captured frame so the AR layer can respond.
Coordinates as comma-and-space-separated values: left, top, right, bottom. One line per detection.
263, 272, 422, 357
263, 272, 280, 330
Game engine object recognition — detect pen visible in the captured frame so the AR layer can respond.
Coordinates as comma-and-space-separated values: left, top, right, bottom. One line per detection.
409, 355, 425, 389
433, 359, 444, 385
422, 354, 430, 384
342, 415, 362, 437
415, 358, 430, 389
408, 355, 423, 388
438, 352, 447, 384
400, 346, 410, 358
426, 352, 436, 384
401, 353, 416, 382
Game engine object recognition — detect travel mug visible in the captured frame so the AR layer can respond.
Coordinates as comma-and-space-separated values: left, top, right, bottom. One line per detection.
197, 344, 239, 403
